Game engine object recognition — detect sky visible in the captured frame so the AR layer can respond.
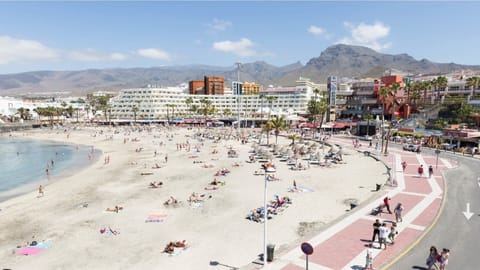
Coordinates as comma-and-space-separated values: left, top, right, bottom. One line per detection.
0, 1, 479, 75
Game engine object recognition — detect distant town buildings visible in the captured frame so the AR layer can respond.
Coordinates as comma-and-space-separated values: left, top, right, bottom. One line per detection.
1, 71, 480, 126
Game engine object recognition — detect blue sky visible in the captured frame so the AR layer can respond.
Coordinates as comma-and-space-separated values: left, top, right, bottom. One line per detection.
0, 1, 479, 74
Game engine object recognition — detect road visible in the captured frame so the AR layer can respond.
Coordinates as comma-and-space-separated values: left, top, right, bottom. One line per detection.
388, 148, 479, 270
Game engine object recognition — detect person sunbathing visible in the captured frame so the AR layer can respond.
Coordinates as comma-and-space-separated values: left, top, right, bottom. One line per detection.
164, 242, 175, 254
174, 240, 187, 248
164, 196, 178, 206
105, 206, 123, 213
152, 163, 162, 169
188, 192, 202, 202
149, 181, 163, 188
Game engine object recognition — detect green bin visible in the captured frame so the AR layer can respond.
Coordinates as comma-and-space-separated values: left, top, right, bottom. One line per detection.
267, 244, 275, 262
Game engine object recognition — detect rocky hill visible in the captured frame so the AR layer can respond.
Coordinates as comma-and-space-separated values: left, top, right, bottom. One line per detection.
1, 44, 479, 96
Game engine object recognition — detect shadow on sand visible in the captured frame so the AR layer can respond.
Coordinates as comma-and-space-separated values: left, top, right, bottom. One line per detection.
209, 260, 239, 269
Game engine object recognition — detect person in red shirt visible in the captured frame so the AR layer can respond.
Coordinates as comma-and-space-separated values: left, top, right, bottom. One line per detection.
383, 196, 392, 214
418, 165, 424, 177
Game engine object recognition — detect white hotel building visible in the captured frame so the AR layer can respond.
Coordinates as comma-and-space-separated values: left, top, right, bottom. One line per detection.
108, 78, 329, 121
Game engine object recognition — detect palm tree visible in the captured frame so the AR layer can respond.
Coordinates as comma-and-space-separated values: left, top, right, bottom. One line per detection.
259, 93, 266, 120
288, 133, 301, 145
313, 88, 321, 124
261, 121, 274, 146
390, 82, 400, 121
379, 87, 390, 153
165, 104, 174, 122
132, 105, 139, 123
266, 96, 277, 120
421, 81, 431, 106
185, 97, 193, 116
435, 76, 448, 101
316, 98, 329, 130
466, 76, 480, 97
364, 113, 374, 135
223, 108, 232, 117
16, 107, 30, 120
269, 115, 286, 144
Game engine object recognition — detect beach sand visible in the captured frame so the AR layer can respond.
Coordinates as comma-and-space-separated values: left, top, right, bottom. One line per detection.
0, 126, 387, 270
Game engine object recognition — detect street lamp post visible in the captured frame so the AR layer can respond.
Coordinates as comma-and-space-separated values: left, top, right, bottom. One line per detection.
435, 148, 441, 169
235, 62, 242, 131
263, 165, 276, 266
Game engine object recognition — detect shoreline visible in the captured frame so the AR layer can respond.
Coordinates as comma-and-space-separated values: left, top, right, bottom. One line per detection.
0, 135, 102, 203
0, 126, 387, 269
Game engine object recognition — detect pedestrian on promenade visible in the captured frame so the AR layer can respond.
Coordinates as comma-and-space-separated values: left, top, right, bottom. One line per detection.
426, 246, 439, 269
364, 243, 374, 270
401, 161, 407, 171
371, 219, 381, 243
428, 165, 434, 178
394, 203, 404, 222
418, 165, 424, 178
388, 222, 398, 245
439, 248, 450, 270
378, 223, 390, 250
383, 196, 392, 214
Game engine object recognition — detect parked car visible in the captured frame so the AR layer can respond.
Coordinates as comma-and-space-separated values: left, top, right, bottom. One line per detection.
441, 143, 457, 150
403, 144, 419, 152
359, 135, 373, 141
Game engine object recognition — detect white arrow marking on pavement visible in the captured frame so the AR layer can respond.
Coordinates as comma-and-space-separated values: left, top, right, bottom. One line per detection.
463, 203, 474, 220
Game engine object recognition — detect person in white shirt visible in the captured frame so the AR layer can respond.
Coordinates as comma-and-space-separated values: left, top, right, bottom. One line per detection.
378, 222, 390, 249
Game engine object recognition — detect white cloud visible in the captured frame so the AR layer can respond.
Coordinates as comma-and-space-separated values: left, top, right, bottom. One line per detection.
212, 38, 256, 57
308, 25, 326, 36
337, 21, 391, 51
0, 36, 58, 64
69, 49, 128, 62
137, 48, 172, 61
208, 18, 232, 32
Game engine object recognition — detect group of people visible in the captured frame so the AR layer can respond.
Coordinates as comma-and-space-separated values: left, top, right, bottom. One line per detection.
417, 164, 434, 178
163, 240, 188, 254
246, 195, 292, 223
426, 246, 450, 270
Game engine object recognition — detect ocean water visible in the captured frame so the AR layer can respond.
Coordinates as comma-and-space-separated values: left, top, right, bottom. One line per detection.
0, 138, 95, 201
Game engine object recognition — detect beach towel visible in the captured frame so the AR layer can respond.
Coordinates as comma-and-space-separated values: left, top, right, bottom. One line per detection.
16, 247, 44, 255
165, 246, 190, 256
32, 241, 53, 249
145, 213, 167, 223
189, 201, 203, 209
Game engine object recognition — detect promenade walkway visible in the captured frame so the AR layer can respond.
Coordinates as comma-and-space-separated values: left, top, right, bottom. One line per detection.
261, 136, 457, 270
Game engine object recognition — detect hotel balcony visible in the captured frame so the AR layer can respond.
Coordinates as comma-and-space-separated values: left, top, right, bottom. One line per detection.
361, 98, 379, 105
355, 90, 375, 95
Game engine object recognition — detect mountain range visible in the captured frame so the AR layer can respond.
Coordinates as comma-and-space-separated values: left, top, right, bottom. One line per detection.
1, 44, 480, 96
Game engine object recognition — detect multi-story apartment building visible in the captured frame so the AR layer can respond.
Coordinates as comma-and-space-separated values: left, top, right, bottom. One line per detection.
188, 76, 225, 95
241, 82, 261, 95
108, 77, 323, 121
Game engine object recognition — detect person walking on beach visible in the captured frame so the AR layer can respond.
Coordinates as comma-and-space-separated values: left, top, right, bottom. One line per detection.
428, 165, 434, 178
364, 243, 374, 270
394, 203, 404, 222
38, 185, 44, 197
372, 219, 381, 243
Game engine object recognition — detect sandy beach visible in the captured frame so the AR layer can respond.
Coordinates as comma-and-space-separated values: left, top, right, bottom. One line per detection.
0, 125, 388, 270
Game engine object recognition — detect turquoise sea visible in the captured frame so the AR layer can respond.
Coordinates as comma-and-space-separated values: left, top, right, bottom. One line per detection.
0, 138, 96, 201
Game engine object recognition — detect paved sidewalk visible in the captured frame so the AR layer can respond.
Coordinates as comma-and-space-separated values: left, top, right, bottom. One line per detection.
257, 136, 457, 270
